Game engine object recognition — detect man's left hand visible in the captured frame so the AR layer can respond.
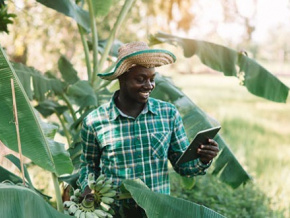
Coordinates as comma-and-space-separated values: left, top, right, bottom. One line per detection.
197, 139, 219, 164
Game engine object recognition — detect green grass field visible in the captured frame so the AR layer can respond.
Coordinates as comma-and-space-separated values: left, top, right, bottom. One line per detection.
171, 73, 290, 217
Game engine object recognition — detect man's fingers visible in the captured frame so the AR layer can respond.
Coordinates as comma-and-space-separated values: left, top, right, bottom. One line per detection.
198, 149, 218, 158
207, 139, 218, 146
199, 144, 219, 151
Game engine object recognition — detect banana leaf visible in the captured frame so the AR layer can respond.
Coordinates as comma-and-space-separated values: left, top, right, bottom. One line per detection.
67, 142, 82, 169
58, 172, 80, 189
122, 179, 225, 218
5, 154, 33, 186
36, 0, 90, 32
0, 166, 25, 185
2, 155, 52, 200
35, 100, 68, 118
58, 56, 80, 85
0, 45, 73, 176
13, 62, 64, 101
66, 80, 98, 109
151, 74, 251, 188
0, 183, 70, 218
92, 0, 113, 17
149, 32, 289, 103
36, 0, 116, 32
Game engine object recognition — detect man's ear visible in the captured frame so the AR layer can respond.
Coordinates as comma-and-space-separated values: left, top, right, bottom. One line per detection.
118, 73, 127, 84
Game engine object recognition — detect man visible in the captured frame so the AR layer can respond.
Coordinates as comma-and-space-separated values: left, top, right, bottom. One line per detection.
78, 41, 219, 217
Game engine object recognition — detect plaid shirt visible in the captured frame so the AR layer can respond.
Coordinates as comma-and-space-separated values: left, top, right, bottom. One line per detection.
78, 92, 210, 194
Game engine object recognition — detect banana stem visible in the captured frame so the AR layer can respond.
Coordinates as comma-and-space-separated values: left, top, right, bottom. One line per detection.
51, 173, 64, 212
60, 93, 77, 122
116, 192, 132, 200
98, 0, 137, 72
87, 0, 99, 86
56, 113, 71, 146
78, 24, 92, 81
82, 194, 95, 208
11, 79, 25, 186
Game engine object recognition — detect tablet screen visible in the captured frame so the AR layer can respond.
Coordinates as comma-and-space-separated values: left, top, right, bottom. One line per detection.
175, 126, 221, 165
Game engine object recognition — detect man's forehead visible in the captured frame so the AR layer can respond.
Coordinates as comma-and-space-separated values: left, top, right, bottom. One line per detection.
128, 65, 155, 74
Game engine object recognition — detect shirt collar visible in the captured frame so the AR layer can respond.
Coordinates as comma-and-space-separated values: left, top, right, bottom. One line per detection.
108, 91, 158, 120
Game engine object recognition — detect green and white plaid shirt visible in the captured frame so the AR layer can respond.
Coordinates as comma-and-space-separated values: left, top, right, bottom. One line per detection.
78, 92, 210, 194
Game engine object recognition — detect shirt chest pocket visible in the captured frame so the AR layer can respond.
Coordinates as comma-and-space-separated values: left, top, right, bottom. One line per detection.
150, 132, 171, 159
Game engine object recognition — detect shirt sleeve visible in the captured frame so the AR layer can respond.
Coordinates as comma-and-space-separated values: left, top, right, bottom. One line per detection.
77, 118, 101, 191
168, 110, 211, 177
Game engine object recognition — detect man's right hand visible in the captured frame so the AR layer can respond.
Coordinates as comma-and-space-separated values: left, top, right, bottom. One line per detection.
79, 185, 92, 201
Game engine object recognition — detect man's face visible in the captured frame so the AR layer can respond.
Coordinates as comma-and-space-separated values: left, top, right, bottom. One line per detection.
119, 65, 156, 104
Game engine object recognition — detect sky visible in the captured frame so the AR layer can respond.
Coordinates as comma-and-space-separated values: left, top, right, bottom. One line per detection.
182, 0, 290, 44
240, 0, 290, 42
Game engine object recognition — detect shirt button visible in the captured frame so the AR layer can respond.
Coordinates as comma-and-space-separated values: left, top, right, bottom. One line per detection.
138, 155, 141, 158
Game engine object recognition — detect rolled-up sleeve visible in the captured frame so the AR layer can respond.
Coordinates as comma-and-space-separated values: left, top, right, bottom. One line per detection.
77, 118, 101, 191
168, 111, 211, 176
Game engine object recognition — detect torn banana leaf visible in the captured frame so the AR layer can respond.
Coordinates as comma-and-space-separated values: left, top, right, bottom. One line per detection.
149, 32, 289, 103
152, 74, 251, 188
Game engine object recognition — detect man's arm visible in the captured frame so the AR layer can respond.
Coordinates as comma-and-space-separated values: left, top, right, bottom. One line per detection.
77, 119, 101, 192
168, 111, 217, 176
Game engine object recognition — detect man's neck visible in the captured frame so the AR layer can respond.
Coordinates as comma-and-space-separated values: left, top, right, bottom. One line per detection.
115, 94, 145, 118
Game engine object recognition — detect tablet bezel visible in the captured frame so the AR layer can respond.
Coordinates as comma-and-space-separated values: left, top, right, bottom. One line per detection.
175, 126, 221, 165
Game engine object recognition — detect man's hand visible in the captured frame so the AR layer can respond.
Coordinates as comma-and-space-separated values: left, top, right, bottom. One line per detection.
197, 139, 219, 164
79, 185, 92, 202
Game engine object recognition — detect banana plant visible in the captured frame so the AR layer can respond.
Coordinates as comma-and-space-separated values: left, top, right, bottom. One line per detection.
0, 45, 73, 212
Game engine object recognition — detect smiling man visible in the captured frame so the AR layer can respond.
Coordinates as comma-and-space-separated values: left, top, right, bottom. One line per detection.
78, 42, 219, 217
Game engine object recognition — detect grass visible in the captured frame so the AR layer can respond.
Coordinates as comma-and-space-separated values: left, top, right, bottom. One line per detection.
170, 73, 290, 217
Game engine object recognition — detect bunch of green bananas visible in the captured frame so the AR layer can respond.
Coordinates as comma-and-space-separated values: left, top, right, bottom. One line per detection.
63, 173, 117, 218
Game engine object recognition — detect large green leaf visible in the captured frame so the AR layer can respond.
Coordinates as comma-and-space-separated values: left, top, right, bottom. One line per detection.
0, 183, 70, 218
92, 0, 113, 17
36, 0, 90, 32
5, 154, 33, 186
149, 32, 289, 103
0, 166, 24, 185
0, 45, 73, 176
58, 56, 80, 85
67, 80, 98, 109
122, 179, 225, 218
152, 74, 251, 188
2, 156, 52, 200
13, 62, 64, 101
35, 100, 68, 118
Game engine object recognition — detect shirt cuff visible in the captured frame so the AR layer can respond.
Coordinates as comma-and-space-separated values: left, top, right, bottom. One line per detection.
197, 158, 212, 169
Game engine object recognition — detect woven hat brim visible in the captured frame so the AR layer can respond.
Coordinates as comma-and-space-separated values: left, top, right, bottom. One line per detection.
98, 49, 176, 80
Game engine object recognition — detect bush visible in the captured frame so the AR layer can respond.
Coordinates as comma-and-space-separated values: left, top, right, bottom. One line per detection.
170, 173, 285, 218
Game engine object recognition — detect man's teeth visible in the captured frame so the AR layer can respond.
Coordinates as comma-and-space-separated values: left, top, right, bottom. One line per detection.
140, 92, 150, 97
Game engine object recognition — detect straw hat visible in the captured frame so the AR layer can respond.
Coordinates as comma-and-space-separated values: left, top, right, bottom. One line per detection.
97, 41, 176, 80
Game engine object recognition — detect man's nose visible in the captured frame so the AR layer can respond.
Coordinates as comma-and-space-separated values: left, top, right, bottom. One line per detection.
144, 80, 154, 89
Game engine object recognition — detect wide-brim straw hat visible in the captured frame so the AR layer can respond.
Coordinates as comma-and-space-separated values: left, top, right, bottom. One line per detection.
97, 41, 176, 80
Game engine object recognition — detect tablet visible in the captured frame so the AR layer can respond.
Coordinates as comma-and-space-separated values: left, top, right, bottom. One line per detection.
175, 126, 221, 165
